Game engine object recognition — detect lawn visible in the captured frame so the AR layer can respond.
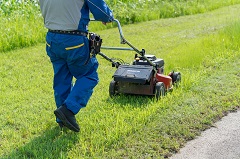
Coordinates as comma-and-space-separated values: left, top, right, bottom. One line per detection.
0, 4, 240, 159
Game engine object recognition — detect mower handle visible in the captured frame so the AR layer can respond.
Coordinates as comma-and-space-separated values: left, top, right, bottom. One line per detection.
112, 19, 144, 54
90, 19, 157, 68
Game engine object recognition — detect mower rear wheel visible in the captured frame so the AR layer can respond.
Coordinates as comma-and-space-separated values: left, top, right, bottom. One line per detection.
172, 72, 181, 87
109, 80, 117, 97
155, 82, 165, 100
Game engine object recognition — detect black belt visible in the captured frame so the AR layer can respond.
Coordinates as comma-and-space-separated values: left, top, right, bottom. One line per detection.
48, 29, 88, 37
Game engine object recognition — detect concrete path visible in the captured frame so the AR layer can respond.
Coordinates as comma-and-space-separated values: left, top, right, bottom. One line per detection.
170, 111, 240, 159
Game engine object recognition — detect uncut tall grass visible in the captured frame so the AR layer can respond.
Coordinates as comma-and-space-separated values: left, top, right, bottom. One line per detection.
0, 1, 45, 52
1, 0, 240, 52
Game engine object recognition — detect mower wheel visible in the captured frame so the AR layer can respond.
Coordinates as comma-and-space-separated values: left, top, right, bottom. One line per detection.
155, 82, 165, 100
172, 72, 181, 86
109, 80, 117, 97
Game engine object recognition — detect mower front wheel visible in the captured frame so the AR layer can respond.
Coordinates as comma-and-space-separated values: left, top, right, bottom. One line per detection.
109, 80, 117, 97
155, 82, 165, 100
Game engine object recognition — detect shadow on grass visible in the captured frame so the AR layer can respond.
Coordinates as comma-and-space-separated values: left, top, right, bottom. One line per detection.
1, 126, 78, 159
106, 93, 155, 109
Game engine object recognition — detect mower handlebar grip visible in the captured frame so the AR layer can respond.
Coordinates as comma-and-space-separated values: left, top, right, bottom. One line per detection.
112, 19, 125, 44
90, 18, 125, 44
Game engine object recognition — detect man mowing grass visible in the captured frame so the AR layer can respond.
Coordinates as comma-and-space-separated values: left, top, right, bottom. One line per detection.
39, 0, 114, 132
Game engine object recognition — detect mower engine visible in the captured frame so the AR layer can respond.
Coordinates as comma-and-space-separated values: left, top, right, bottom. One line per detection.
133, 54, 164, 73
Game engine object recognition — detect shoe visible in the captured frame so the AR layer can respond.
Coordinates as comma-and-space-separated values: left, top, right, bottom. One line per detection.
58, 122, 64, 129
54, 105, 80, 132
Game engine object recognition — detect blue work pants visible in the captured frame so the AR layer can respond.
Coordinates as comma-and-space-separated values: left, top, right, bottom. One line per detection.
46, 32, 99, 119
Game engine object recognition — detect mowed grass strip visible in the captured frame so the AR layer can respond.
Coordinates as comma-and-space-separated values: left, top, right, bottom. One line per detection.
103, 25, 240, 158
0, 5, 240, 159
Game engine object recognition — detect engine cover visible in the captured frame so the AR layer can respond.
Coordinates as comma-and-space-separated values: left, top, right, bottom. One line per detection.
113, 65, 154, 84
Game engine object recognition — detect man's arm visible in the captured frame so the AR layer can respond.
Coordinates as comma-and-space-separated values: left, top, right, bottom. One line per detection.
86, 0, 114, 23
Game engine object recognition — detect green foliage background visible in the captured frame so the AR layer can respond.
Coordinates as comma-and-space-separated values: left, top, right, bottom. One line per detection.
1, 0, 240, 52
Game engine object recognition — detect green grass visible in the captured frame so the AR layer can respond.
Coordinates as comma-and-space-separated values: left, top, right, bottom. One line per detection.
1, 0, 240, 53
1, 4, 240, 159
104, 23, 240, 157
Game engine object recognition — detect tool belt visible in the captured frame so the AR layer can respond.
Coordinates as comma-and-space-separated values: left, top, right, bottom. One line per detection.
48, 29, 88, 37
89, 32, 102, 55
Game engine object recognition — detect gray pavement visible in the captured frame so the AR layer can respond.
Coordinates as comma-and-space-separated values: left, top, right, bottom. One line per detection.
170, 111, 240, 159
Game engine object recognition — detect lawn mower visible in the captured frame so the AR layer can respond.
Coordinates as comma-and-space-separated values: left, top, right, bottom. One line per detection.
89, 19, 181, 100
